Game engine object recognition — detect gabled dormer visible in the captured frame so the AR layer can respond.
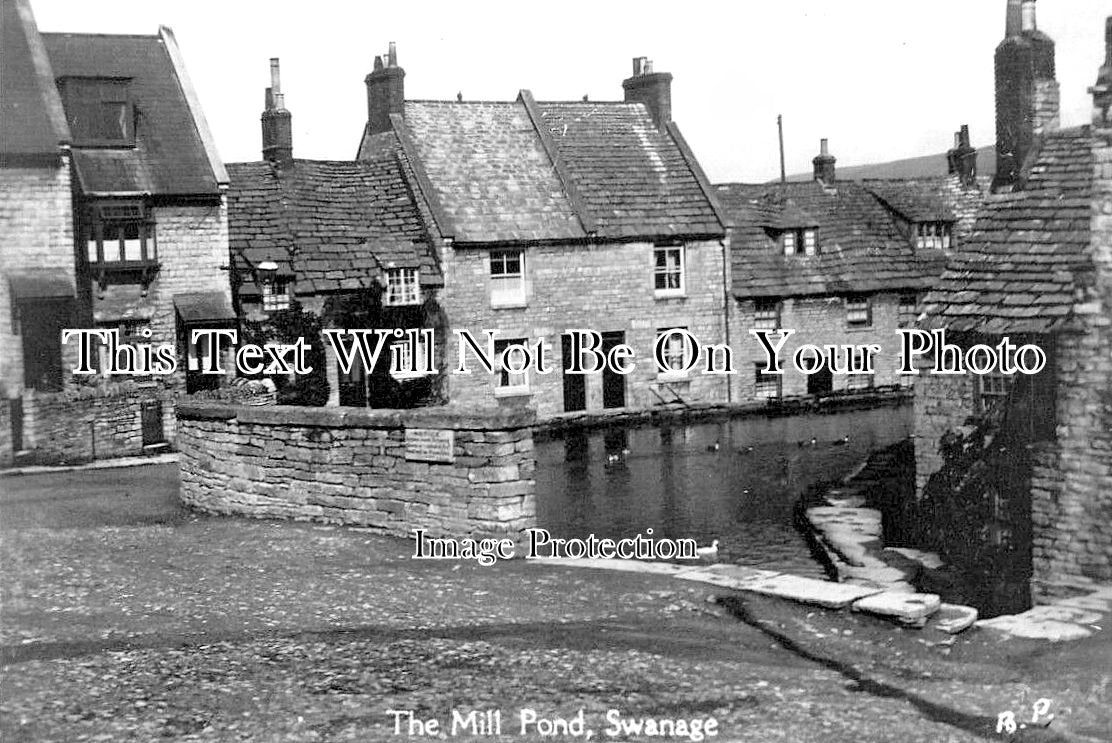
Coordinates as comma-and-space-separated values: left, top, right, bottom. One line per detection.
762, 200, 819, 257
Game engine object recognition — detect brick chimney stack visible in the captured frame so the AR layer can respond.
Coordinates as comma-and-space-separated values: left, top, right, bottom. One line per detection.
261, 58, 293, 165
365, 42, 405, 136
1090, 17, 1112, 127
812, 138, 836, 184
946, 125, 978, 186
623, 57, 672, 130
993, 0, 1058, 192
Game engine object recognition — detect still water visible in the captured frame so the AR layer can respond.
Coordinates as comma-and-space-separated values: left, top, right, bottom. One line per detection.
536, 404, 913, 578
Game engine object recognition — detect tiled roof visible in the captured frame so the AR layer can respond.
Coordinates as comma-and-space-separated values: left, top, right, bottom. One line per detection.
922, 127, 1094, 334
400, 98, 724, 244
1, 0, 69, 158
227, 155, 440, 297
537, 102, 723, 239
865, 181, 954, 222
404, 101, 585, 244
718, 180, 949, 299
41, 32, 219, 195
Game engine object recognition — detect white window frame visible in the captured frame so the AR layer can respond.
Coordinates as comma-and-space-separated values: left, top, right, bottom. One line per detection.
845, 294, 872, 328
384, 267, 421, 306
916, 222, 953, 250
656, 327, 693, 381
781, 231, 796, 256
490, 249, 526, 308
803, 228, 817, 256
754, 362, 781, 399
261, 277, 291, 312
653, 245, 685, 298
493, 338, 531, 397
754, 298, 781, 330
844, 350, 874, 391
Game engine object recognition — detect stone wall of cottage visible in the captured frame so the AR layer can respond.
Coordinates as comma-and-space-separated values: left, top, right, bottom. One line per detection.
177, 402, 536, 537
143, 200, 232, 391
912, 371, 978, 493
732, 292, 915, 402
436, 239, 730, 418
0, 160, 75, 399
0, 398, 10, 467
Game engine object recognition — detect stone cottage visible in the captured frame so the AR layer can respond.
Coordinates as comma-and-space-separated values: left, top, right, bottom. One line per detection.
356, 48, 730, 418
227, 59, 443, 409
0, 0, 231, 464
914, 3, 1112, 604
715, 136, 983, 402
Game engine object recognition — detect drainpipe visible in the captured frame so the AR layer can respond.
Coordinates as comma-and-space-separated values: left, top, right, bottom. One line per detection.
720, 238, 733, 404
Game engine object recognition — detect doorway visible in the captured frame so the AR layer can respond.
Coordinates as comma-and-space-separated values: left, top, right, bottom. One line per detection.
561, 334, 586, 412
601, 331, 626, 409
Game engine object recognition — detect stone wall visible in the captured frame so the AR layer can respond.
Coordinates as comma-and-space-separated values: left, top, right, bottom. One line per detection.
137, 200, 232, 392
0, 159, 75, 398
177, 402, 536, 537
0, 399, 10, 468
912, 370, 977, 494
14, 384, 171, 465
436, 239, 731, 417
733, 292, 915, 401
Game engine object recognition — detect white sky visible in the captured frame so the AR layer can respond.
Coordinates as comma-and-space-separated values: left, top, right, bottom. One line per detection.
29, 1, 1111, 183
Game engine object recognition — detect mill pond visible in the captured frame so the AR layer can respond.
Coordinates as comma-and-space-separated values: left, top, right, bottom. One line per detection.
534, 402, 913, 578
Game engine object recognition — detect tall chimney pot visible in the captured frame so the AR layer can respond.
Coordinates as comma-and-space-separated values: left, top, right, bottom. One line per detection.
813, 138, 836, 183
622, 56, 672, 130
366, 43, 405, 136
1021, 0, 1037, 33
1005, 0, 1021, 37
261, 58, 293, 164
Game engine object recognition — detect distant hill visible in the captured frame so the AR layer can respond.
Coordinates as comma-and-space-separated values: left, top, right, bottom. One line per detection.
785, 145, 995, 181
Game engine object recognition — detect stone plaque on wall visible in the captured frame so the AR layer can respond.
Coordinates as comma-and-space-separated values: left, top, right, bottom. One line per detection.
405, 428, 455, 463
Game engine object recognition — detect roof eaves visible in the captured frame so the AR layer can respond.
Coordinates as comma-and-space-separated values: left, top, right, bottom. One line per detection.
517, 89, 597, 236
159, 25, 227, 186
666, 121, 728, 234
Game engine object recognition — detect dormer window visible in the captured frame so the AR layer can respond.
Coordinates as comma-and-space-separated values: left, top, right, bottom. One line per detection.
384, 267, 420, 306
58, 78, 134, 146
261, 277, 291, 312
781, 228, 817, 256
916, 222, 952, 249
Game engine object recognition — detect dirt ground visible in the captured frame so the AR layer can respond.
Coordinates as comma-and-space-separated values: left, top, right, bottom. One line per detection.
1, 463, 1109, 742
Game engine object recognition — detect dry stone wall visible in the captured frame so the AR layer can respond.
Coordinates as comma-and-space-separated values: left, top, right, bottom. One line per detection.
177, 403, 536, 538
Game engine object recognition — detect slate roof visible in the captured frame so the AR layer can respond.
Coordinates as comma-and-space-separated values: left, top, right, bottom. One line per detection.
536, 102, 723, 239
227, 155, 440, 297
718, 180, 950, 299
41, 32, 220, 195
922, 127, 1095, 335
1, 0, 70, 158
399, 97, 724, 245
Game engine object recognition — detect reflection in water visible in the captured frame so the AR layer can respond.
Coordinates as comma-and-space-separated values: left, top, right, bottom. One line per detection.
536, 405, 913, 577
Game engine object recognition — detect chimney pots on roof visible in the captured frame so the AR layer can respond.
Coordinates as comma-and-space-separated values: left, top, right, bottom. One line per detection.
813, 139, 836, 183
261, 58, 293, 164
1006, 0, 1022, 37
622, 56, 672, 130
1021, 0, 1037, 32
366, 43, 405, 135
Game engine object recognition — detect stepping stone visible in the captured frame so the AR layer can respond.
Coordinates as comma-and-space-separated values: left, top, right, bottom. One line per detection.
976, 616, 1092, 642
883, 547, 944, 570
852, 592, 941, 626
532, 558, 691, 575
1057, 595, 1112, 612
927, 604, 978, 634
1020, 605, 1103, 626
840, 564, 911, 584
739, 574, 883, 609
674, 564, 782, 590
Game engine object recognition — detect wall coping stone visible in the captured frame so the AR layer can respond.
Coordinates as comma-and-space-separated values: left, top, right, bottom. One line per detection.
176, 402, 535, 431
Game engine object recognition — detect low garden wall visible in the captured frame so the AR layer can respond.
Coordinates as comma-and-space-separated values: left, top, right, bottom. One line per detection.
176, 402, 536, 538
